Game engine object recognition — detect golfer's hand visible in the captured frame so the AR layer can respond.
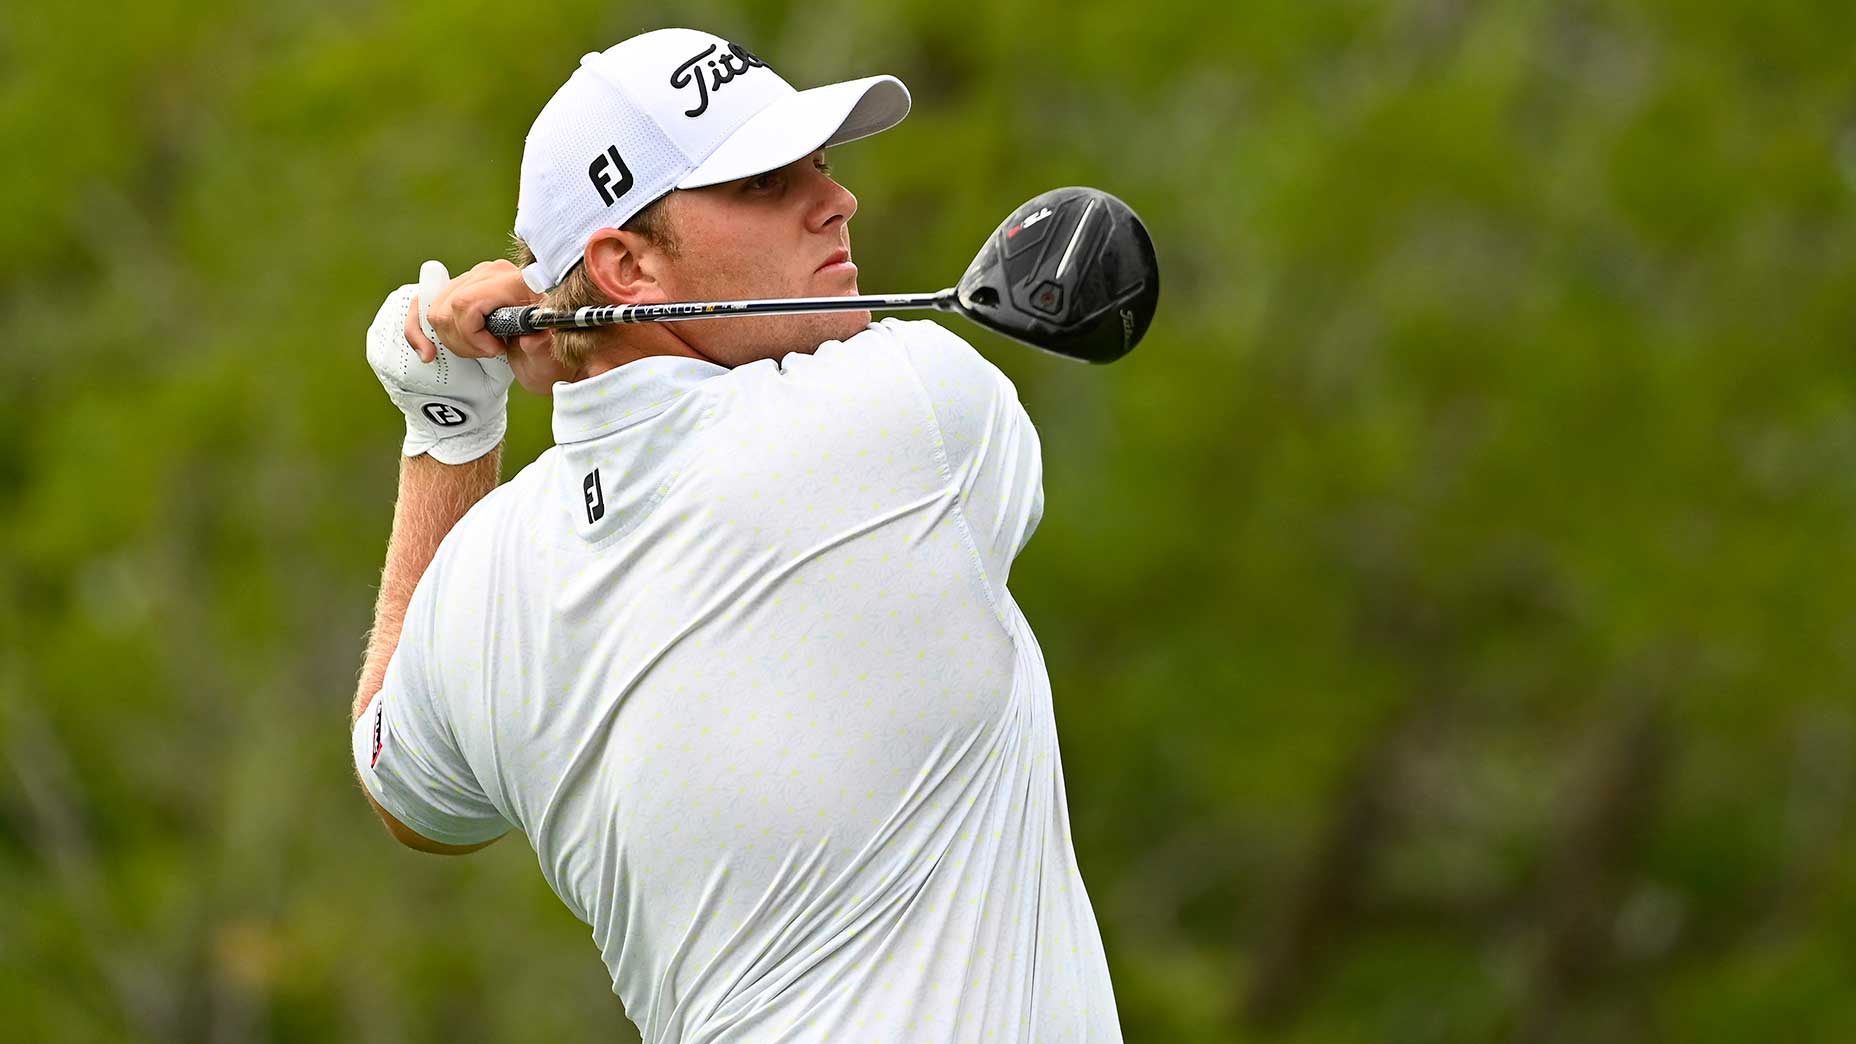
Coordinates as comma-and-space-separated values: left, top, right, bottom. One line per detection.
367, 270, 514, 465
406, 259, 537, 362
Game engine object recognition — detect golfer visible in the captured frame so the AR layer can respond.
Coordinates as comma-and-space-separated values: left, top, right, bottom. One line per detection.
351, 27, 1120, 1042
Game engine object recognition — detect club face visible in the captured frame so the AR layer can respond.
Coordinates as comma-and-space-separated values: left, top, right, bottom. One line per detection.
954, 187, 1160, 363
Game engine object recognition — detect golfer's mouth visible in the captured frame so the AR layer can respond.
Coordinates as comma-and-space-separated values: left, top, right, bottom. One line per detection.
816, 248, 854, 274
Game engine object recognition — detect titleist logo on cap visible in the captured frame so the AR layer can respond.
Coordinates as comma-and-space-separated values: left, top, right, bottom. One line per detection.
669, 42, 768, 118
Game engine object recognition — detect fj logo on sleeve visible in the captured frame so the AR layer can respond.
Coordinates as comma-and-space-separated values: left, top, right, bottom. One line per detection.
589, 145, 635, 206
422, 402, 468, 427
584, 469, 605, 524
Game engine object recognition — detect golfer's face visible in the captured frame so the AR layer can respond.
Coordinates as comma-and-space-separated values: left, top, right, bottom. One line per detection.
661, 150, 867, 365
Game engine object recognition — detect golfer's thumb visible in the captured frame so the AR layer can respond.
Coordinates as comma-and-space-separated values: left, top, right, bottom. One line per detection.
415, 260, 453, 362
418, 260, 451, 322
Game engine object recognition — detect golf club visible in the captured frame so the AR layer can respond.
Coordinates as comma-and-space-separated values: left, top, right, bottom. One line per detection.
484, 186, 1160, 363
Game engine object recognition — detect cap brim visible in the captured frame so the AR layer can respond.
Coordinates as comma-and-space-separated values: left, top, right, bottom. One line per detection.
675, 75, 911, 190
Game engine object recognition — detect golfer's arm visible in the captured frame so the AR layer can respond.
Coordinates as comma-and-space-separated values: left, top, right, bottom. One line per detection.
353, 447, 504, 855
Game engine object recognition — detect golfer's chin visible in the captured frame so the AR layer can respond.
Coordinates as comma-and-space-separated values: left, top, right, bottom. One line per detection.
800, 269, 865, 336
814, 308, 872, 347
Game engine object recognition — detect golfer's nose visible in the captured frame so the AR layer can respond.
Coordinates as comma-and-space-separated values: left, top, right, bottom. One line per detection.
807, 170, 858, 235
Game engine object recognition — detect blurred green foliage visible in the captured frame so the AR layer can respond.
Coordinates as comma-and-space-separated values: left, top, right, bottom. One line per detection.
4, 0, 1855, 1041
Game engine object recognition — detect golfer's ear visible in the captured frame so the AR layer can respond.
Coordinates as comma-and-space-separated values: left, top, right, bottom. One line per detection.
584, 227, 666, 305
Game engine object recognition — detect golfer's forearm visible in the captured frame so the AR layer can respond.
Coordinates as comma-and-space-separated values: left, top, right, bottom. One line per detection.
353, 447, 503, 722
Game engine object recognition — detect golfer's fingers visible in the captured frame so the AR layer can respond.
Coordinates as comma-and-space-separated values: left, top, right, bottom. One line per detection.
404, 293, 439, 363
424, 282, 496, 358
431, 261, 535, 358
432, 285, 511, 358
468, 259, 542, 311
417, 260, 498, 360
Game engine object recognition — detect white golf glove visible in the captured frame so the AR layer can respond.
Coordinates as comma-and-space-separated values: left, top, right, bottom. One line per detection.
366, 261, 514, 464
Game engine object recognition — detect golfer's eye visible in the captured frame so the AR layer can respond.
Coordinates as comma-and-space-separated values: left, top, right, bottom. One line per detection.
746, 171, 781, 192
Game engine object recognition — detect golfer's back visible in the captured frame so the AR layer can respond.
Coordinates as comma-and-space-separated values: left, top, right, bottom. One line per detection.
360, 319, 1121, 1042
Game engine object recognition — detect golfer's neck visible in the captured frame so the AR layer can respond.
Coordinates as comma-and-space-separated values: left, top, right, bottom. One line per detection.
575, 326, 720, 381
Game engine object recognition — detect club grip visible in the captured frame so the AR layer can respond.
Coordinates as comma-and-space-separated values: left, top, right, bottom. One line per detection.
486, 305, 537, 339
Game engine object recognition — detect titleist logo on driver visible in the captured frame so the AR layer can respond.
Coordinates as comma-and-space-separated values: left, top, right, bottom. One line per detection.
670, 42, 768, 118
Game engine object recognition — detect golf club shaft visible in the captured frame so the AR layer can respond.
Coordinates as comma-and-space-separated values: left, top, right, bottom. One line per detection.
486, 289, 958, 339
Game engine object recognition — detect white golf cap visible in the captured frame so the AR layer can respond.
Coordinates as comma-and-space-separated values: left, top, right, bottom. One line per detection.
514, 28, 911, 293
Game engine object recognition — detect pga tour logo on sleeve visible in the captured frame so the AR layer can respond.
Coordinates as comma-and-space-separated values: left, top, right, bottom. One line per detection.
421, 402, 469, 427
370, 700, 385, 767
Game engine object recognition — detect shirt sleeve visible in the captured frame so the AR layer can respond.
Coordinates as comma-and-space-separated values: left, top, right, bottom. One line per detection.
886, 319, 1045, 599
351, 571, 510, 846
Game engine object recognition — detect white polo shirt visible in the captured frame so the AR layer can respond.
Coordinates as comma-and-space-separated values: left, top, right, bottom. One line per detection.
353, 318, 1121, 1042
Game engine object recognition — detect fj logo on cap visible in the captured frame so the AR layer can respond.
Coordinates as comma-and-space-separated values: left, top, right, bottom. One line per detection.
670, 42, 768, 118
422, 402, 468, 427
589, 145, 635, 206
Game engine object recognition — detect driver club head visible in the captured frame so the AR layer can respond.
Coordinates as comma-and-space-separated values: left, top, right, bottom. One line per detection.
953, 187, 1160, 363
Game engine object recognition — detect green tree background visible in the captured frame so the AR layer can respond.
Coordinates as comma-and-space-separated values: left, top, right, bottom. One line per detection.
4, 0, 1855, 1041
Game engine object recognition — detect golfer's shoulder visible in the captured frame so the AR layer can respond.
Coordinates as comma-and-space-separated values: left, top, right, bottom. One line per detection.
421, 451, 560, 581
800, 317, 1017, 410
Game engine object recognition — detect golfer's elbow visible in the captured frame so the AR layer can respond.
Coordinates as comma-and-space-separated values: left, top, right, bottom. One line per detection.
363, 789, 502, 855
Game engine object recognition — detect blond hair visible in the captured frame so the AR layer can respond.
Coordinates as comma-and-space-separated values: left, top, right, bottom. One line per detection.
510, 194, 679, 372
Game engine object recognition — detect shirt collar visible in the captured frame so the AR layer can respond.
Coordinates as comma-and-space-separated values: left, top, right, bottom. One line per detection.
551, 355, 728, 444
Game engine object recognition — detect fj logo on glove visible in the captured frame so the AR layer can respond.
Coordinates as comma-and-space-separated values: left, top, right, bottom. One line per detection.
422, 402, 468, 427
589, 145, 635, 206
669, 42, 767, 118
584, 469, 605, 524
